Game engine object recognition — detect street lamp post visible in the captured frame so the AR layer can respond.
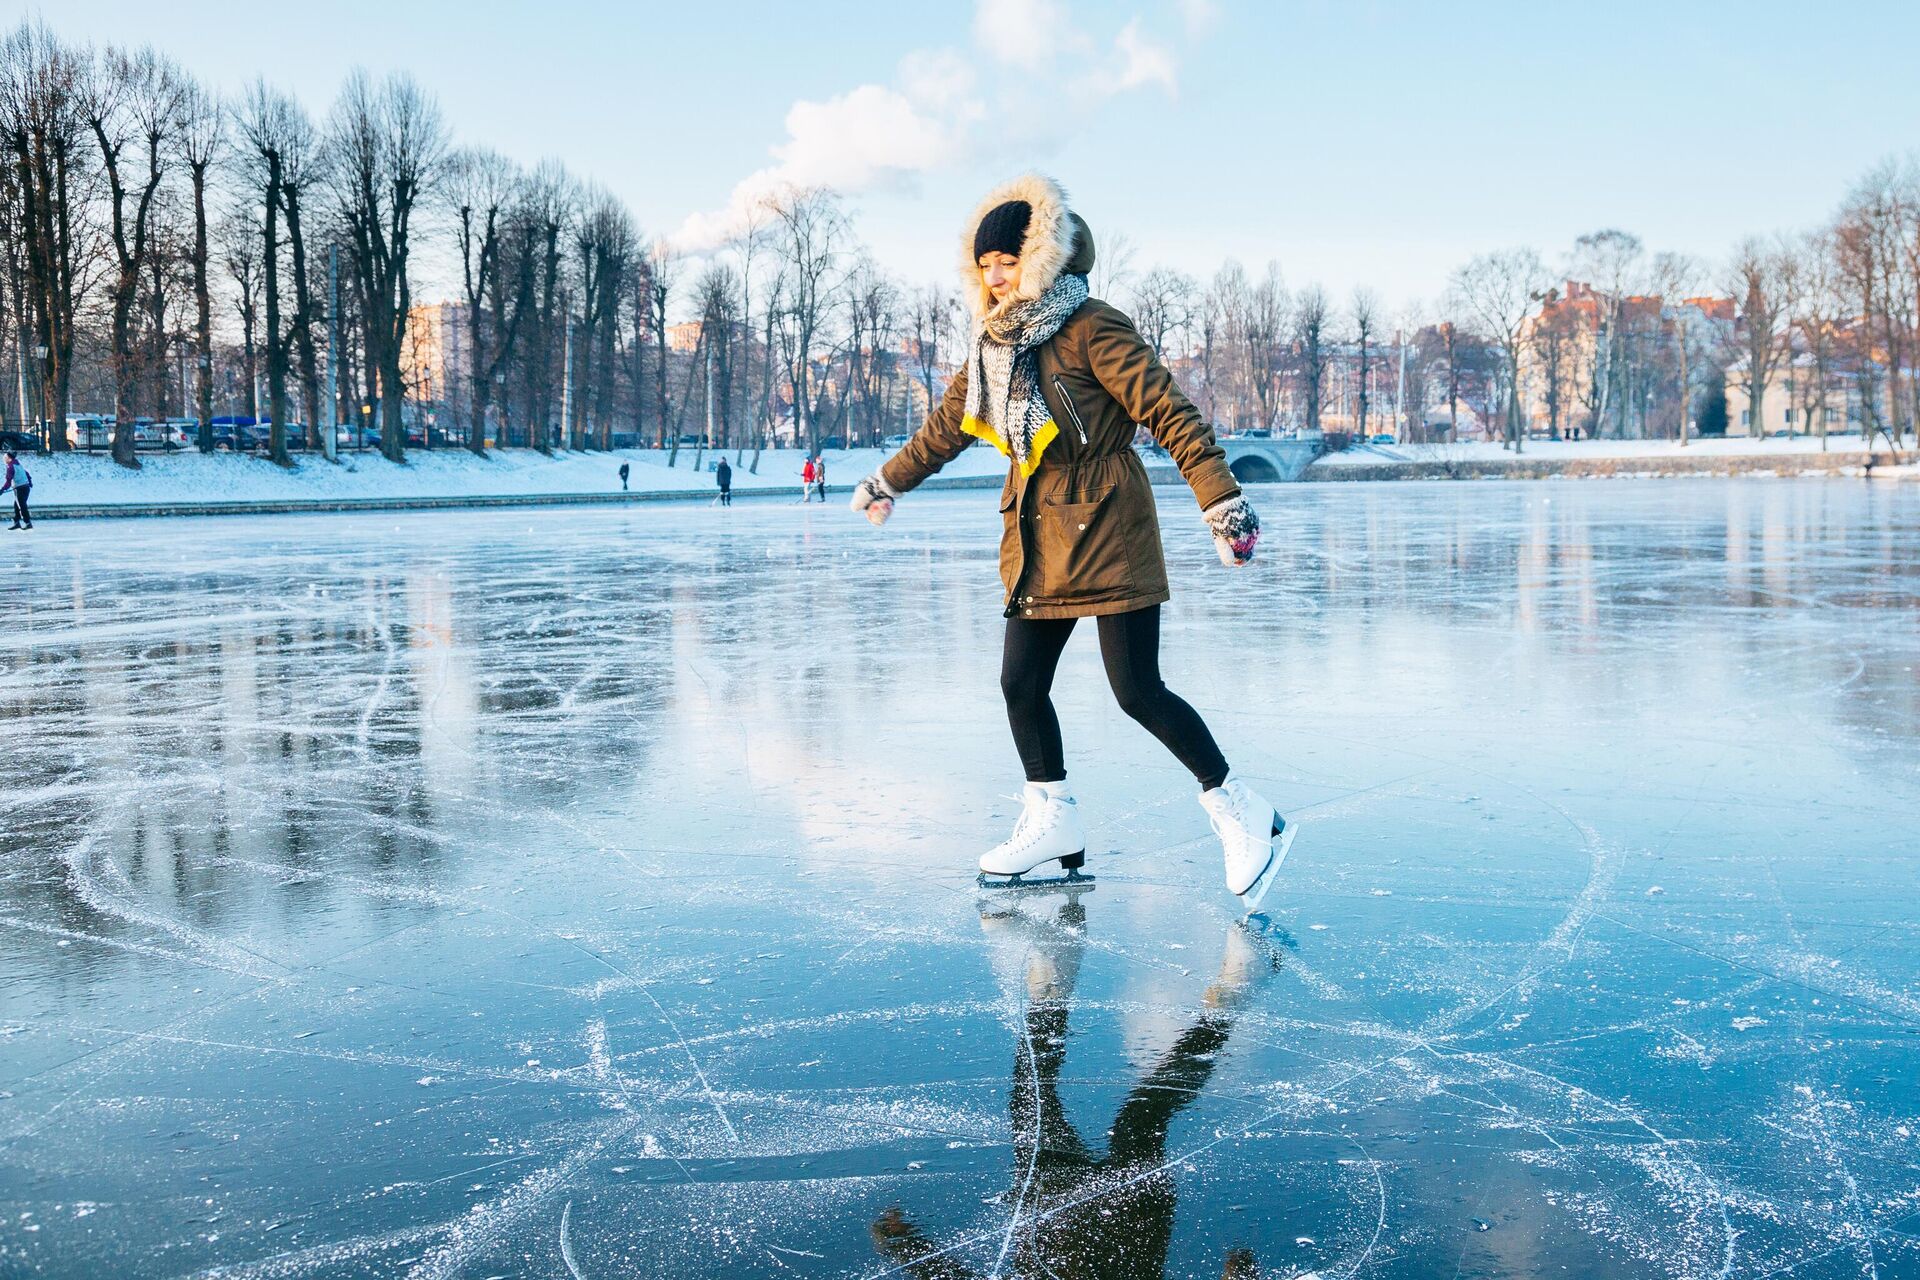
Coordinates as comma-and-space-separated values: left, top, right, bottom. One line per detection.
32, 344, 48, 450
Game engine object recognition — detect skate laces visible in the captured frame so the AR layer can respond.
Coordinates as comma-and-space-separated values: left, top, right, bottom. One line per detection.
1205, 783, 1247, 846
1001, 790, 1052, 852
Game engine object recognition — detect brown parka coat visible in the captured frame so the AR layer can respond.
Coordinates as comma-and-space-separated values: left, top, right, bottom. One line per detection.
878, 175, 1240, 620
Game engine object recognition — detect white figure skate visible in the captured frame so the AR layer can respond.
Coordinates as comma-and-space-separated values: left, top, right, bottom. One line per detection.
977, 781, 1093, 889
1201, 774, 1293, 914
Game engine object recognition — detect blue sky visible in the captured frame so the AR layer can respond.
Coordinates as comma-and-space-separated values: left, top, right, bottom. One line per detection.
42, 0, 1920, 310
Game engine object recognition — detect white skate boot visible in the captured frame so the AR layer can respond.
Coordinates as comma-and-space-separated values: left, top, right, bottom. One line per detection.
977, 781, 1092, 888
1200, 774, 1294, 914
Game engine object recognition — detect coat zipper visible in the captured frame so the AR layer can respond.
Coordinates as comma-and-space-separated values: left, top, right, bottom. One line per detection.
1052, 375, 1088, 445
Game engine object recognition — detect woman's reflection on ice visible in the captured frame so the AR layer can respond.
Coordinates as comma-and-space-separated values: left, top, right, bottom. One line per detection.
872, 892, 1286, 1279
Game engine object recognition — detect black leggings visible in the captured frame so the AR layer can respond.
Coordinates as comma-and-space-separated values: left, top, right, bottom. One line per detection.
1001, 604, 1229, 790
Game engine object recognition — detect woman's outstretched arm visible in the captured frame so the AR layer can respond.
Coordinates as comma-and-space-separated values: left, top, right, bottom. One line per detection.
879, 365, 974, 495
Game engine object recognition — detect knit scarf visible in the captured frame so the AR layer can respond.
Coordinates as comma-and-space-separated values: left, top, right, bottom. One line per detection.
962, 272, 1089, 477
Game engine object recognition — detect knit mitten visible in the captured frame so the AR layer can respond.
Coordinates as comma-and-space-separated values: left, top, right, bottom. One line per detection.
1203, 495, 1261, 566
850, 473, 900, 526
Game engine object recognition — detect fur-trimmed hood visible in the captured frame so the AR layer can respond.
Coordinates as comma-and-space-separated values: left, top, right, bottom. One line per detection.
959, 173, 1097, 318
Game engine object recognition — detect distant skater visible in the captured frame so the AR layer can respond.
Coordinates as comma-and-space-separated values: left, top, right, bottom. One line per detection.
850, 174, 1289, 911
715, 456, 733, 506
618, 461, 630, 491
812, 454, 828, 502
799, 455, 816, 503
3, 451, 30, 530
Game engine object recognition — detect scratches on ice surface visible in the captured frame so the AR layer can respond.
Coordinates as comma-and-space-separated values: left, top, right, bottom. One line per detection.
55, 830, 289, 982
4, 484, 1920, 1277
404, 1116, 645, 1280
559, 1199, 586, 1280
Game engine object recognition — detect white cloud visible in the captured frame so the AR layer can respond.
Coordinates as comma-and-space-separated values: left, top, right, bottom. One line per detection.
1178, 0, 1220, 38
896, 48, 977, 111
973, 0, 1078, 69
1113, 19, 1179, 95
673, 2, 1187, 250
673, 83, 965, 251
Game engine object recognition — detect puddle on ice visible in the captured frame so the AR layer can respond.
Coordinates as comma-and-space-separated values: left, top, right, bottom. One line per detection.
1, 480, 1917, 1277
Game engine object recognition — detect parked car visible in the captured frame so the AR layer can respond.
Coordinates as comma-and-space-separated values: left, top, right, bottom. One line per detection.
67, 415, 112, 449
0, 429, 44, 452
133, 419, 194, 449
881, 433, 911, 449
1369, 433, 1397, 445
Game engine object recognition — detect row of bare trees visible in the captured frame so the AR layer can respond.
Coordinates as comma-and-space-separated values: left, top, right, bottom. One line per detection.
0, 21, 451, 466
0, 19, 959, 472
10, 15, 1919, 472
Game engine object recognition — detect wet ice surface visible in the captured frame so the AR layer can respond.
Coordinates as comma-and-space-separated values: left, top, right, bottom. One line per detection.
2, 479, 1917, 1279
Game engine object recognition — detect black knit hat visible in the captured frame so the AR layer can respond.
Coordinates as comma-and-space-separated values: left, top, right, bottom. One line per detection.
973, 200, 1032, 261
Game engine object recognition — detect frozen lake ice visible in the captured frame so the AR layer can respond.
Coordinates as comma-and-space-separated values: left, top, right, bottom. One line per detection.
1, 479, 1917, 1278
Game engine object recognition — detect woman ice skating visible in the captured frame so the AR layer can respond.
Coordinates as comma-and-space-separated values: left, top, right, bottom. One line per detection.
850, 174, 1290, 911
799, 455, 817, 502
2, 451, 30, 530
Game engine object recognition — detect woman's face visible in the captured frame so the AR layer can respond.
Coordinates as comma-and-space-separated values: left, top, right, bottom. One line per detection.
978, 252, 1021, 304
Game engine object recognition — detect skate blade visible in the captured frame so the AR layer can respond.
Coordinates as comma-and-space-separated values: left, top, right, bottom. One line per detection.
1236, 822, 1296, 916
976, 868, 1096, 892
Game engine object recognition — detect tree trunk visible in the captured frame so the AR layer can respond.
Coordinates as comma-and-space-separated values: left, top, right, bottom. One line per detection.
191, 163, 214, 451
263, 155, 291, 467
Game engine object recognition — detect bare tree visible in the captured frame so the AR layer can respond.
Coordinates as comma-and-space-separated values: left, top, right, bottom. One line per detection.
1641, 251, 1708, 445
1450, 247, 1549, 452
1089, 229, 1136, 301
1832, 163, 1916, 451
1207, 262, 1249, 428
177, 76, 221, 450
1779, 230, 1846, 448
326, 69, 446, 462
235, 81, 310, 464
1242, 264, 1286, 431
843, 262, 899, 447
1129, 266, 1196, 358
570, 184, 633, 449
220, 204, 261, 421
764, 185, 845, 457
514, 161, 571, 454
729, 202, 772, 468
82, 44, 187, 465
693, 262, 741, 455
1724, 237, 1790, 442
0, 21, 93, 450
1292, 284, 1330, 434
1350, 286, 1378, 437
906, 283, 957, 428
1569, 229, 1645, 438
644, 240, 677, 458
450, 148, 522, 453
1525, 288, 1577, 439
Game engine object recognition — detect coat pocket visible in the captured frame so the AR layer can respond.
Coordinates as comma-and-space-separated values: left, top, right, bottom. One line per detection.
1038, 484, 1129, 598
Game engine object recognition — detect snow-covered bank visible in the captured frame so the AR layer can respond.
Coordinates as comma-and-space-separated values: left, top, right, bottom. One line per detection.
20, 444, 1008, 510
14, 434, 1915, 521
1311, 434, 1903, 467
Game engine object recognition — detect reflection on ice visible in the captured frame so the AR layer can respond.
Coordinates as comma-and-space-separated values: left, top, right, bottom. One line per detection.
1, 479, 1917, 1278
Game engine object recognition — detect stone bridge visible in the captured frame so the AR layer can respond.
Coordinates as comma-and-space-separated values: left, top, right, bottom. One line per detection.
1218, 436, 1323, 482
1140, 436, 1321, 484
